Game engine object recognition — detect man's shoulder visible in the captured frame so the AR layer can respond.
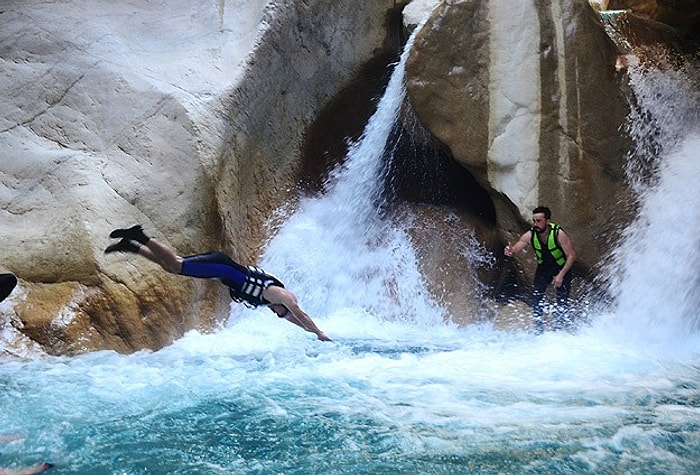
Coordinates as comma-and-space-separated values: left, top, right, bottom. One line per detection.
550, 222, 565, 235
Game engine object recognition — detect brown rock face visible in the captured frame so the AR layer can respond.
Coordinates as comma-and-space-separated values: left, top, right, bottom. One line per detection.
405, 0, 633, 289
400, 203, 501, 325
1, 0, 401, 356
6, 268, 228, 356
607, 0, 700, 37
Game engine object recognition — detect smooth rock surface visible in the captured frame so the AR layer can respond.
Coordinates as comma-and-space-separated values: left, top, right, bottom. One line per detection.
405, 0, 632, 280
0, 0, 398, 355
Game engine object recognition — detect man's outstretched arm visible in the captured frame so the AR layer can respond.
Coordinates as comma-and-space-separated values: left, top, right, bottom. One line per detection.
505, 230, 532, 257
264, 285, 332, 341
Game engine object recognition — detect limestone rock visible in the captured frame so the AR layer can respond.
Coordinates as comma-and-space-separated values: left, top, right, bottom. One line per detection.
403, 0, 440, 30
1, 0, 399, 355
606, 0, 700, 37
405, 0, 633, 284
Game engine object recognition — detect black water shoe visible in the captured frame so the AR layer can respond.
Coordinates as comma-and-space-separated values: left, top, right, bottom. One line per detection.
0, 273, 17, 302
104, 238, 140, 254
109, 225, 150, 244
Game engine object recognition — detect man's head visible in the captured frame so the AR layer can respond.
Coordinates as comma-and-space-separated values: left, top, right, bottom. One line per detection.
532, 206, 552, 233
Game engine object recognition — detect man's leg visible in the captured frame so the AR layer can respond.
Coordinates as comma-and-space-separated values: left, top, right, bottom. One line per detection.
531, 268, 551, 334
106, 225, 183, 274
554, 271, 573, 330
140, 239, 183, 274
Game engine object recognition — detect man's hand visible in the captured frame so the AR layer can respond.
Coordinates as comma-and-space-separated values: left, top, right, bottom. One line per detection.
552, 273, 564, 288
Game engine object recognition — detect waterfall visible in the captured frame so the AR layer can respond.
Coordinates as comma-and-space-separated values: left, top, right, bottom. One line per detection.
594, 45, 700, 345
609, 135, 700, 335
254, 26, 446, 326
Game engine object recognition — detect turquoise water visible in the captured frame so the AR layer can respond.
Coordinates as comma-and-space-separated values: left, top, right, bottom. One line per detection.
3, 121, 700, 475
2, 315, 700, 474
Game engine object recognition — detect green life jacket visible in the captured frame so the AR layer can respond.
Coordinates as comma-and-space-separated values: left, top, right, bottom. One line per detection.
531, 223, 566, 266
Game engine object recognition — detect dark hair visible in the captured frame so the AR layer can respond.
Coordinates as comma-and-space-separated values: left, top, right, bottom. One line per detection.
532, 206, 551, 220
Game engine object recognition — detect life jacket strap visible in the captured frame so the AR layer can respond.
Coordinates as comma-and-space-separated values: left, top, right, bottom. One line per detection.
231, 266, 284, 308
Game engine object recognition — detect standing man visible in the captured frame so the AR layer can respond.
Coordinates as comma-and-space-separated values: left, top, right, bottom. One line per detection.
105, 225, 331, 341
504, 206, 576, 332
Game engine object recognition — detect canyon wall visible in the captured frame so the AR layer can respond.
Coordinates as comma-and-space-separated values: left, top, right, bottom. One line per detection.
405, 0, 632, 278
401, 0, 697, 322
0, 0, 399, 355
1, 0, 697, 353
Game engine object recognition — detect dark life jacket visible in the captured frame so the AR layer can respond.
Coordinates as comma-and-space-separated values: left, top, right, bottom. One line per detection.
229, 265, 284, 308
531, 223, 566, 266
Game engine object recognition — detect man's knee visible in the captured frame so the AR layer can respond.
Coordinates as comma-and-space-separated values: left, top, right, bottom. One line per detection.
161, 258, 184, 275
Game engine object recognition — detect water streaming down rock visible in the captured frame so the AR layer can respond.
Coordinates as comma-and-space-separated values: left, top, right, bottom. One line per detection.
255, 26, 448, 325
595, 15, 700, 346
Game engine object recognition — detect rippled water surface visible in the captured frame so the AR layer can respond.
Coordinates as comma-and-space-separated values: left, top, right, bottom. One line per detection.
2, 315, 700, 474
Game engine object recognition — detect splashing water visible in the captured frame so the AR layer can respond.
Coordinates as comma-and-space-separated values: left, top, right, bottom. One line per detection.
257, 31, 445, 325
2, 20, 700, 475
594, 58, 700, 350
598, 135, 700, 345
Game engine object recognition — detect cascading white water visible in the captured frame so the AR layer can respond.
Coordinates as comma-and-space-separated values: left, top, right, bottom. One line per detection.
600, 135, 700, 341
594, 59, 700, 348
254, 29, 446, 326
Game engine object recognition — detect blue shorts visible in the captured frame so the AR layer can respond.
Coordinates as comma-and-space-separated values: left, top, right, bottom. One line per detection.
180, 252, 247, 287
180, 252, 283, 307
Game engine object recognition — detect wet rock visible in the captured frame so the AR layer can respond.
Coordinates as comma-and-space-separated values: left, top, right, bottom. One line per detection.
607, 0, 700, 38
0, 0, 399, 354
404, 0, 633, 289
